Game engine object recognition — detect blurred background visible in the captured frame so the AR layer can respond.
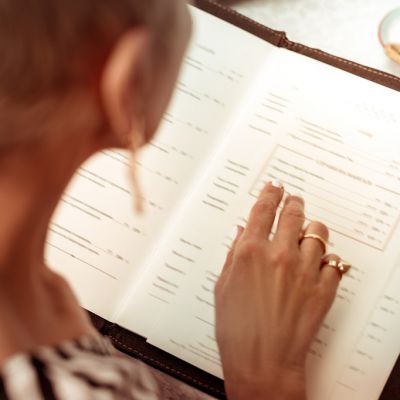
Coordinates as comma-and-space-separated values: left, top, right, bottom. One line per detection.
216, 0, 400, 76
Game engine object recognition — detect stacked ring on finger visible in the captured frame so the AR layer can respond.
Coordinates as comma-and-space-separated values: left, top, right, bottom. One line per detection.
320, 254, 351, 280
299, 233, 328, 255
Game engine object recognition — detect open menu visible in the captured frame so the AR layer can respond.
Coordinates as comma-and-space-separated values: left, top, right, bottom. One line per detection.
46, 6, 400, 400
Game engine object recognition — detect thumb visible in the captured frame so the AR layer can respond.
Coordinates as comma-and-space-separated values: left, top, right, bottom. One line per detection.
220, 225, 245, 279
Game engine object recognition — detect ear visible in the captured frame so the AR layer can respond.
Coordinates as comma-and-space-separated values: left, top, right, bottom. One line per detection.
100, 29, 150, 146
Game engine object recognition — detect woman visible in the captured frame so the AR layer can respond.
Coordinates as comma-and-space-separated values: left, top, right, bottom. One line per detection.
0, 0, 346, 398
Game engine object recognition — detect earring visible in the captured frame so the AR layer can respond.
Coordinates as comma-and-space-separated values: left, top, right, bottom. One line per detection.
128, 117, 145, 214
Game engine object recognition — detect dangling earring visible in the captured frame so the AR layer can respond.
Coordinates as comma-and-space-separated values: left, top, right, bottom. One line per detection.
128, 117, 145, 214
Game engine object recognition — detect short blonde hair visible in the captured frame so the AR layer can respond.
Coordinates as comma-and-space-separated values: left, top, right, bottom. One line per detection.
0, 0, 178, 102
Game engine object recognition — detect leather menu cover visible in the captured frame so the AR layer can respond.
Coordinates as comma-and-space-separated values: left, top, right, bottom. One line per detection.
197, 0, 400, 92
90, 1, 400, 398
89, 312, 228, 399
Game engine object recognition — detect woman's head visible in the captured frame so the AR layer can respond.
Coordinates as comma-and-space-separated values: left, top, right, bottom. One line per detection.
0, 0, 191, 150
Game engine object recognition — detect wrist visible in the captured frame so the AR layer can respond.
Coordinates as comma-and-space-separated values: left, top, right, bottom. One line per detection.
225, 365, 307, 400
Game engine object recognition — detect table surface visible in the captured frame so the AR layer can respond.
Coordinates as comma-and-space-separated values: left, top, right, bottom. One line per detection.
232, 0, 400, 77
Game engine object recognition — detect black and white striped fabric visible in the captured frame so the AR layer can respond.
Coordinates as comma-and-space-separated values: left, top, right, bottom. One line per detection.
0, 336, 160, 400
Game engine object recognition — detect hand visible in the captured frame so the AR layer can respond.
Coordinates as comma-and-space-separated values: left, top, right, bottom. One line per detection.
215, 182, 341, 400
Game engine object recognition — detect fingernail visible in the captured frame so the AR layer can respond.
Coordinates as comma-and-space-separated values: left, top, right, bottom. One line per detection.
230, 225, 243, 240
229, 226, 238, 240
287, 190, 305, 205
271, 179, 284, 189
235, 225, 244, 239
292, 190, 304, 198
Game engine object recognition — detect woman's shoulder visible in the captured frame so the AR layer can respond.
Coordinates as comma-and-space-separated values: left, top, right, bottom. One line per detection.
0, 335, 159, 399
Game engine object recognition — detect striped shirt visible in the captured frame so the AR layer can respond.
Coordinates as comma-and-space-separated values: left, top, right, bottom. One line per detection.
0, 335, 212, 400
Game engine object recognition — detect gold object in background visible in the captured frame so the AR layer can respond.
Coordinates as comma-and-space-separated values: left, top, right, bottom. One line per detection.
379, 8, 400, 65
384, 43, 400, 64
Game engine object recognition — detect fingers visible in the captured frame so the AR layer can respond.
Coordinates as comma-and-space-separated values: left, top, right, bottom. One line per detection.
274, 194, 305, 246
226, 225, 245, 266
219, 225, 245, 281
245, 181, 284, 239
300, 221, 329, 267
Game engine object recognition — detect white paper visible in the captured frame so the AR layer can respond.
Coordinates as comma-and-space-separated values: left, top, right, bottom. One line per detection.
46, 7, 277, 320
115, 7, 278, 331
143, 49, 400, 400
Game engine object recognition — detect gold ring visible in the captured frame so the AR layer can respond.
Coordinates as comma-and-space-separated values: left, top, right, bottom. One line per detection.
321, 255, 351, 280
338, 261, 351, 274
300, 233, 328, 254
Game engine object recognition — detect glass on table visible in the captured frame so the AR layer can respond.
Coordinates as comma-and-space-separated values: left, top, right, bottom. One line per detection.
379, 7, 400, 64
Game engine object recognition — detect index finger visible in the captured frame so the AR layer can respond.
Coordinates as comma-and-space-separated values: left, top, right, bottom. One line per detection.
274, 194, 305, 246
245, 180, 284, 239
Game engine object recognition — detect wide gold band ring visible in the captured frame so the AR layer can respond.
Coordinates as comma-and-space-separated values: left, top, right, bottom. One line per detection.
300, 233, 328, 255
321, 255, 351, 280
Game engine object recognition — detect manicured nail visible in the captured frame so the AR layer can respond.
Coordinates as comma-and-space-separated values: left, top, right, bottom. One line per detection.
235, 225, 245, 240
292, 190, 304, 198
230, 225, 242, 238
271, 179, 284, 189
287, 191, 305, 206
229, 225, 238, 239
230, 225, 244, 244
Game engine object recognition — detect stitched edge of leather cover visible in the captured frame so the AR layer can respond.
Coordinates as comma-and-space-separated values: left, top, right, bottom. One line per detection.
88, 312, 226, 399
88, 2, 400, 398
195, 0, 400, 91
196, 0, 287, 46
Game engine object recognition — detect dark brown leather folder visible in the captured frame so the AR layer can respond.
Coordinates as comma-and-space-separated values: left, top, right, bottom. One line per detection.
90, 1, 400, 398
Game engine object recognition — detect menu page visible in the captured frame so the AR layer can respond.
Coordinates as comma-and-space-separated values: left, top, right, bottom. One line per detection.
126, 48, 400, 400
45, 7, 278, 319
112, 8, 281, 329
329, 261, 400, 400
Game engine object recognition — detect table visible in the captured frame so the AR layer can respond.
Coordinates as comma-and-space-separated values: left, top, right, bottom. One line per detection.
233, 0, 400, 76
